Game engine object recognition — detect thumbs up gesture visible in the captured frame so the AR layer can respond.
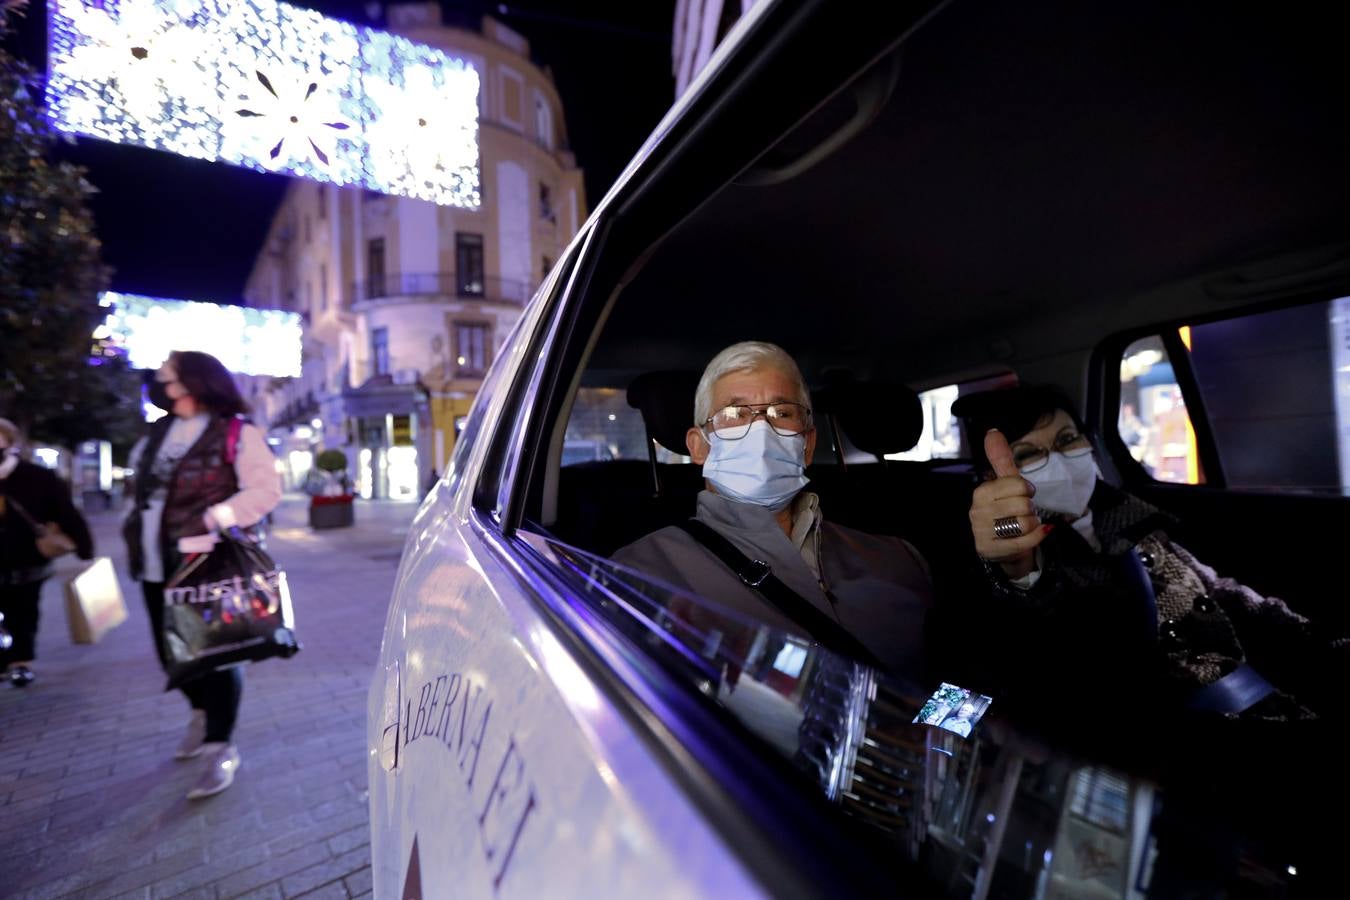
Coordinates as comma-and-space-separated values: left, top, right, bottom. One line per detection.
970, 429, 1050, 579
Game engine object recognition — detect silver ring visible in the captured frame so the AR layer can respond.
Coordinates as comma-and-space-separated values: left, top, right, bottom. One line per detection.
993, 517, 1024, 540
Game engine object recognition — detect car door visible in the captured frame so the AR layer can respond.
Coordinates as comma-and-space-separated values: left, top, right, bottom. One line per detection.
1091, 288, 1350, 629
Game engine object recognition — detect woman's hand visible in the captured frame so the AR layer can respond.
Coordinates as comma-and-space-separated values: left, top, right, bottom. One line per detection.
970, 430, 1050, 580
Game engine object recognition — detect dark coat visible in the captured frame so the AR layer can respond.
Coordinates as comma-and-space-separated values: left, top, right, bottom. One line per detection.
123, 415, 241, 581
0, 460, 95, 582
613, 491, 933, 677
947, 482, 1345, 722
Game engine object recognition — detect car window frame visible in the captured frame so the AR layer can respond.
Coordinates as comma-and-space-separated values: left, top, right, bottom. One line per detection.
465, 227, 590, 520
1094, 289, 1350, 495
1093, 321, 1227, 491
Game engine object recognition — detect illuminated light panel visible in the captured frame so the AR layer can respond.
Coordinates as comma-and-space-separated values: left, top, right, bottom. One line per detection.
98, 291, 303, 378
47, 0, 480, 208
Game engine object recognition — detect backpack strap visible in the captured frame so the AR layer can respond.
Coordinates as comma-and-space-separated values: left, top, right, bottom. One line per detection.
224, 416, 245, 465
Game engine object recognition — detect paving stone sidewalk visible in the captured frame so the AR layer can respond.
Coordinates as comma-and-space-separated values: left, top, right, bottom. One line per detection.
1, 496, 418, 900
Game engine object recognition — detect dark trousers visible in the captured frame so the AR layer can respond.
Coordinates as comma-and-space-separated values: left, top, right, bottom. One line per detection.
0, 578, 44, 665
142, 581, 243, 743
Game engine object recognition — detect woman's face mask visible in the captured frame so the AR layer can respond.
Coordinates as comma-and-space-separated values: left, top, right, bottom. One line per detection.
1021, 450, 1098, 518
147, 379, 174, 413
701, 420, 809, 512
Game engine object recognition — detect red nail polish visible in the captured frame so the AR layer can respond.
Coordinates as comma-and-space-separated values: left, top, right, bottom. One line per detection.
1042, 524, 1055, 534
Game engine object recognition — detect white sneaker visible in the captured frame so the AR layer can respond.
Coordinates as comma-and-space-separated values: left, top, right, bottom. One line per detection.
186, 743, 240, 800
174, 710, 208, 760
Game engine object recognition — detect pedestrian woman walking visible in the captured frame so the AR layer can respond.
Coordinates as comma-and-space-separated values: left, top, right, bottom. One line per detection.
0, 418, 94, 687
123, 351, 281, 799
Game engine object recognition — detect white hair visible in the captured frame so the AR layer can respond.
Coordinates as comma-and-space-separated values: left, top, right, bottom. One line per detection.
693, 341, 812, 426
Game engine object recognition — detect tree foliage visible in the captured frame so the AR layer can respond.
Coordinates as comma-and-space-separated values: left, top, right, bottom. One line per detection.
0, 1, 141, 454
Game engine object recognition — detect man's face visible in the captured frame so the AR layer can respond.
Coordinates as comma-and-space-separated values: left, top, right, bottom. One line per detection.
686, 366, 817, 466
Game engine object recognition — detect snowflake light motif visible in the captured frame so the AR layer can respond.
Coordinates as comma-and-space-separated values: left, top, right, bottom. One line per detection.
48, 0, 480, 207
362, 32, 481, 205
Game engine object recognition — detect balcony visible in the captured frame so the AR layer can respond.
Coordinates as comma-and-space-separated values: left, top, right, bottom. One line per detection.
351, 273, 531, 305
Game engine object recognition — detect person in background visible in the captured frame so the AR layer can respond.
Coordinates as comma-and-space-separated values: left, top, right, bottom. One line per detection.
123, 352, 281, 799
0, 418, 94, 687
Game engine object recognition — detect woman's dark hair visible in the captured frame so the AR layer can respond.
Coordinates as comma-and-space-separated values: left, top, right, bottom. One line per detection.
170, 350, 250, 417
951, 385, 1088, 473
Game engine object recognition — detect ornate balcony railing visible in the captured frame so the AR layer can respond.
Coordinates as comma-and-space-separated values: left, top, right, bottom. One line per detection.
351, 273, 531, 304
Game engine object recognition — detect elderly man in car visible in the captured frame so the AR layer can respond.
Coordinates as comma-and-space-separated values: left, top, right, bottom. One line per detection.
613, 341, 932, 674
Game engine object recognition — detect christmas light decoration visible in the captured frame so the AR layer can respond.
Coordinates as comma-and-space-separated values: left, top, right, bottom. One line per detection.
98, 291, 304, 378
47, 0, 480, 207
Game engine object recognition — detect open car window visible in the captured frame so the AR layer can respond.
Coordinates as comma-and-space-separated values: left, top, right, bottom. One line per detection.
486, 1, 1350, 893
512, 528, 1320, 895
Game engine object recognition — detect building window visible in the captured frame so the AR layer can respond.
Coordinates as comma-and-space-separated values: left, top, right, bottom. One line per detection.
304, 215, 312, 243
534, 94, 554, 150
539, 183, 555, 223
456, 233, 485, 297
372, 326, 390, 376
319, 264, 328, 311
454, 322, 490, 376
317, 184, 326, 220
542, 255, 553, 279
368, 238, 386, 299
304, 281, 312, 312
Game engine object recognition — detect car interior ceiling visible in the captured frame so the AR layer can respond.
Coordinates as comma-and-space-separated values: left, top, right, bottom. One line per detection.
536, 0, 1350, 563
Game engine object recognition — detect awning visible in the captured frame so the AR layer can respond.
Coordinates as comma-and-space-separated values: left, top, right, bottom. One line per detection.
341, 374, 425, 419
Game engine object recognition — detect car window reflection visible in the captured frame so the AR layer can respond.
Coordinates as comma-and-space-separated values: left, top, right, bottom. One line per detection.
521, 526, 1327, 897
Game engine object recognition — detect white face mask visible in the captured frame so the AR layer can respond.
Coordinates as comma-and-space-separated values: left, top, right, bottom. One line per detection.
1022, 451, 1098, 518
702, 420, 809, 512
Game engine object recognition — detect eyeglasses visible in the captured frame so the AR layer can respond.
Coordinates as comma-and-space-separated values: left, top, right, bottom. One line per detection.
703, 402, 813, 440
1012, 432, 1093, 472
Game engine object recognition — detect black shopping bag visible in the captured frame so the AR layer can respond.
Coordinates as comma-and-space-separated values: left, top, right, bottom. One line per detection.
162, 531, 300, 690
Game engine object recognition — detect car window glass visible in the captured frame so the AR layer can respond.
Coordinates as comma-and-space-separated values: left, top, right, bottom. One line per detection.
563, 388, 690, 466
1121, 298, 1350, 494
1119, 334, 1204, 484
885, 373, 1019, 463
515, 527, 1311, 897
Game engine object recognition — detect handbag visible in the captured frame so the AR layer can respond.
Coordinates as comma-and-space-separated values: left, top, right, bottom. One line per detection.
161, 528, 300, 690
5, 495, 77, 559
64, 557, 128, 644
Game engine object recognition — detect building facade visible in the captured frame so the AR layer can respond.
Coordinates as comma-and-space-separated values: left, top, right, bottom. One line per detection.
242, 3, 585, 499
673, 0, 761, 97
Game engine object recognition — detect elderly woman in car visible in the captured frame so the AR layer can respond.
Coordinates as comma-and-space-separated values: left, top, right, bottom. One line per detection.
613, 341, 933, 675
954, 385, 1345, 721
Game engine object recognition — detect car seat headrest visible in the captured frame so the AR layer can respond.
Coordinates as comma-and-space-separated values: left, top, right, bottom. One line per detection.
626, 371, 701, 456
816, 375, 924, 458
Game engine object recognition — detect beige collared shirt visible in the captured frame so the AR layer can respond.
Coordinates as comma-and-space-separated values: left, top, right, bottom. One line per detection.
788, 491, 824, 580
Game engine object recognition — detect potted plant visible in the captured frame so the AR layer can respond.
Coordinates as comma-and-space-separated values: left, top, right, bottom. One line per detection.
307, 449, 355, 529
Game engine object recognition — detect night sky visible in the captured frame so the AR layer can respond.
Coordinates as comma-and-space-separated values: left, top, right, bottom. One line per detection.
5, 1, 675, 299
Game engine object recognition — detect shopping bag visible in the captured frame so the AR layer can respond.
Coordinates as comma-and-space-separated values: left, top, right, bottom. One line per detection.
162, 530, 300, 690
64, 557, 128, 644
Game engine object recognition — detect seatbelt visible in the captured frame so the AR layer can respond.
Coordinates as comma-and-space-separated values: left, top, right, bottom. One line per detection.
677, 519, 882, 668
224, 416, 244, 465
1124, 547, 1274, 714
1120, 549, 1159, 647
1188, 663, 1276, 714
